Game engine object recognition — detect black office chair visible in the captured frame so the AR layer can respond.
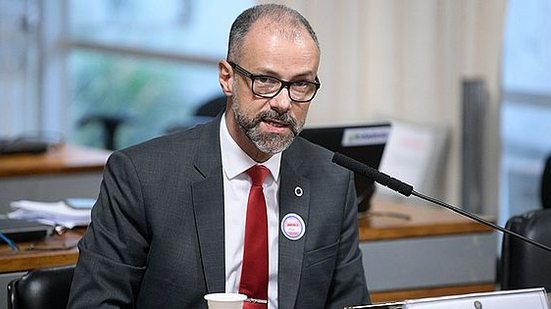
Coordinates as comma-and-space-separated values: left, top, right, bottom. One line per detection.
164, 95, 226, 134
78, 113, 133, 150
7, 265, 75, 309
500, 209, 551, 291
194, 95, 226, 117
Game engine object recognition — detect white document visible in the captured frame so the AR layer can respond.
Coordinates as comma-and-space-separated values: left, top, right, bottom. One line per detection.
9, 199, 94, 228
377, 121, 446, 196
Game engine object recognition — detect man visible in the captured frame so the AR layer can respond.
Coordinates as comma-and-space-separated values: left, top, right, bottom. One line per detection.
68, 4, 369, 309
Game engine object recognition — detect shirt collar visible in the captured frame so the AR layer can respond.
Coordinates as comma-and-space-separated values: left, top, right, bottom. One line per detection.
220, 113, 282, 181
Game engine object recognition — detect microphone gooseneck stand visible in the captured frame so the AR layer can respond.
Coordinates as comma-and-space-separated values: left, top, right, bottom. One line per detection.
332, 152, 551, 254
411, 190, 551, 253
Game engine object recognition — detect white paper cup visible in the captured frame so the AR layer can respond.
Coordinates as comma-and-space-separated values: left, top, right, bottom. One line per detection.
204, 293, 247, 309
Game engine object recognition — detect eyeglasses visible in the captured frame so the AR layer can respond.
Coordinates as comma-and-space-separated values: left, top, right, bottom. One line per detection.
228, 61, 320, 103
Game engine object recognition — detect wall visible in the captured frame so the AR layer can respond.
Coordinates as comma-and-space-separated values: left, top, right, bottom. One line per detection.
263, 0, 506, 215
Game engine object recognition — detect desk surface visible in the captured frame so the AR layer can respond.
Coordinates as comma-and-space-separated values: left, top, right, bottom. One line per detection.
0, 144, 111, 178
0, 202, 497, 302
0, 229, 83, 273
359, 199, 494, 241
0, 200, 494, 274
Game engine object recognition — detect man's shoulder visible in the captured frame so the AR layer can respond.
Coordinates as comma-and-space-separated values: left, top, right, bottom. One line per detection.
113, 120, 218, 163
289, 136, 334, 161
287, 136, 350, 177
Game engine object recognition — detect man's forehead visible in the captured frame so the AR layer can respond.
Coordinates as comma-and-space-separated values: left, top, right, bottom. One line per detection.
240, 22, 319, 60
247, 18, 315, 46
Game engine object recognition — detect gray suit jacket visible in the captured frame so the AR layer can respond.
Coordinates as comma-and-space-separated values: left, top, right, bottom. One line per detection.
68, 116, 369, 308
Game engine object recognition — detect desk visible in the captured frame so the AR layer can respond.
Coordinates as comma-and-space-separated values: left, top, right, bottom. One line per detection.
0, 199, 496, 305
359, 200, 493, 240
0, 229, 83, 273
0, 144, 110, 178
0, 144, 110, 213
362, 199, 497, 303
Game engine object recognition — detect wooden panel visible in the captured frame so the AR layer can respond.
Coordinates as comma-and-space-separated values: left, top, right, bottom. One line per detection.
0, 145, 110, 178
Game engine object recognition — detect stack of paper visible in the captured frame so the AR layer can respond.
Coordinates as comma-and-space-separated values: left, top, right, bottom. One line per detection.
9, 199, 94, 229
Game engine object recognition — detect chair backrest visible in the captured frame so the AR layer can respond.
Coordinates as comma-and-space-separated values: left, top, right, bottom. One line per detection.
541, 154, 551, 209
500, 209, 551, 291
194, 95, 225, 117
7, 265, 75, 309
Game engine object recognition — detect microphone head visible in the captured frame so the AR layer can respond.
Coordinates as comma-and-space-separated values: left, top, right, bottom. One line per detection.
332, 152, 413, 197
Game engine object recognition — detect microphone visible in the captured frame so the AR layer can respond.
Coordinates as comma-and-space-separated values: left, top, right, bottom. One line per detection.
332, 152, 551, 254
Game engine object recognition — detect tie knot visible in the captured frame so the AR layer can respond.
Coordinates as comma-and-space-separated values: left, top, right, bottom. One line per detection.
247, 165, 270, 186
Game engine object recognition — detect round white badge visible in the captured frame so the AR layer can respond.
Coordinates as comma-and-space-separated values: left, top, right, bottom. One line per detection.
281, 213, 305, 241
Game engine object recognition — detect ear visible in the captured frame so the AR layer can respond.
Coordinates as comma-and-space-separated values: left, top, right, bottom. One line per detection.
218, 60, 234, 96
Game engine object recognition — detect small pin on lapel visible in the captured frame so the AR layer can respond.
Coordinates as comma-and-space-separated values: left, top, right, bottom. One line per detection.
294, 186, 303, 197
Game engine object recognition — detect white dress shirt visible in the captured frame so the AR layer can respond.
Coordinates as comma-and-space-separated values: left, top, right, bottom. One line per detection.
220, 115, 281, 309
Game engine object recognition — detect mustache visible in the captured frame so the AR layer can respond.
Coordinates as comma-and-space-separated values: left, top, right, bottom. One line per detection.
254, 110, 300, 136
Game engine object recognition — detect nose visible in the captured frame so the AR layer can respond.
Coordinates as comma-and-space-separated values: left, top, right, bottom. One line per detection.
269, 86, 292, 113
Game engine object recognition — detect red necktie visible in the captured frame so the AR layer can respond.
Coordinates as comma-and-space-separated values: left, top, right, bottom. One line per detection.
239, 165, 270, 308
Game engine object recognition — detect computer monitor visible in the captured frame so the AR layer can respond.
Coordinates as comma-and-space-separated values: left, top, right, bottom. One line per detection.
299, 123, 391, 213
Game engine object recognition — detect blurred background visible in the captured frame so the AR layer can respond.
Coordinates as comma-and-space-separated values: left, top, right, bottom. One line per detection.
1, 0, 551, 226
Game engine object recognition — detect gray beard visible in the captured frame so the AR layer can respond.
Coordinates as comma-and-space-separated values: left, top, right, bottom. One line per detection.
231, 96, 304, 155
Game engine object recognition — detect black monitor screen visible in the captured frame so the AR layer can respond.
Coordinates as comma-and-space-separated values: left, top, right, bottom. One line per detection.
299, 123, 391, 212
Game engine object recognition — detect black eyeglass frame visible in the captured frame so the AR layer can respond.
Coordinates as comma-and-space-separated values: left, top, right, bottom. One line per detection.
228, 61, 321, 103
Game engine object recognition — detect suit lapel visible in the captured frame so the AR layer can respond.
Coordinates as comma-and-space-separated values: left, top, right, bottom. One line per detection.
278, 149, 310, 309
191, 117, 226, 293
